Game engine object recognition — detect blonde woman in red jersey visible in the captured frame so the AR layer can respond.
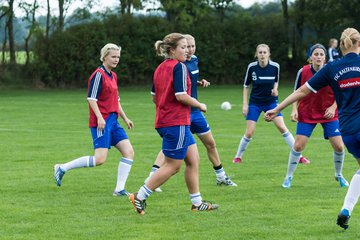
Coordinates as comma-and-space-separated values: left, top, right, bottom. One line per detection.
129, 33, 219, 215
54, 43, 135, 197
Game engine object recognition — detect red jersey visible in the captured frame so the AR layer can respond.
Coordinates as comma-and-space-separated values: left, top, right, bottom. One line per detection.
297, 64, 338, 123
87, 66, 120, 127
152, 59, 191, 128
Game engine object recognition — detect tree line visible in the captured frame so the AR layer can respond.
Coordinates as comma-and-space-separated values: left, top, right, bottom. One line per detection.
1, 0, 359, 88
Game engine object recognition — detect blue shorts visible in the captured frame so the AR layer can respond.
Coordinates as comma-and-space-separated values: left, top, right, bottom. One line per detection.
246, 102, 282, 122
90, 113, 128, 149
190, 111, 211, 135
296, 120, 341, 139
156, 125, 196, 160
342, 132, 360, 159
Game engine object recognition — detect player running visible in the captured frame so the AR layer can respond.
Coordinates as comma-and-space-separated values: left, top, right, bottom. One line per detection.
233, 44, 309, 164
282, 43, 348, 189
264, 28, 360, 230
54, 43, 135, 197
129, 33, 219, 215
144, 34, 237, 192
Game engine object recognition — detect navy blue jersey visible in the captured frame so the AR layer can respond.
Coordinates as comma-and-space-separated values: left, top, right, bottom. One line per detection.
306, 53, 360, 136
184, 55, 200, 112
328, 48, 340, 62
244, 60, 280, 105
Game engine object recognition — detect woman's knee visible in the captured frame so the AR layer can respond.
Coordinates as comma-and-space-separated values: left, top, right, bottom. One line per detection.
122, 147, 135, 159
293, 141, 305, 152
95, 155, 107, 165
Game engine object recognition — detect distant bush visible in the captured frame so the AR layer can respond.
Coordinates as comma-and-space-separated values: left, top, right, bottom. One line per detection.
31, 12, 288, 87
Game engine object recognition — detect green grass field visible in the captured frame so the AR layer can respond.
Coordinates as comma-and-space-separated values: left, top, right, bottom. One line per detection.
0, 85, 359, 239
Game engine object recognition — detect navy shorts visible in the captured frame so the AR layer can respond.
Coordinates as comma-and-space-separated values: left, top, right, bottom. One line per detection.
156, 125, 196, 160
246, 102, 282, 122
342, 132, 360, 159
296, 120, 341, 139
90, 113, 128, 149
190, 111, 211, 135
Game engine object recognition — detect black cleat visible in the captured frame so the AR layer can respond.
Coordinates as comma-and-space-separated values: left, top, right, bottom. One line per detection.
337, 209, 350, 230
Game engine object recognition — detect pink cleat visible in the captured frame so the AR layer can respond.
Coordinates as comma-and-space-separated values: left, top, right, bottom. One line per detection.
233, 157, 242, 164
299, 156, 310, 164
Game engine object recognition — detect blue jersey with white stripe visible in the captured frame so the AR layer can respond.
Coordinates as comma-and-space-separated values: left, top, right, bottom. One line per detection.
244, 60, 279, 105
185, 55, 200, 112
306, 53, 360, 136
328, 48, 340, 62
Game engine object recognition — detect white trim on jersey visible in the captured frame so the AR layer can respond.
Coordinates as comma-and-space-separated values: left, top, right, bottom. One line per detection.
90, 72, 102, 99
244, 61, 258, 87
305, 82, 317, 93
181, 63, 188, 92
175, 91, 187, 95
328, 48, 334, 62
258, 76, 275, 80
294, 68, 303, 91
87, 97, 98, 101
269, 60, 280, 83
151, 91, 155, 96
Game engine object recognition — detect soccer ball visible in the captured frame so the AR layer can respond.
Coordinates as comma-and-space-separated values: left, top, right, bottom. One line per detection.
221, 101, 232, 111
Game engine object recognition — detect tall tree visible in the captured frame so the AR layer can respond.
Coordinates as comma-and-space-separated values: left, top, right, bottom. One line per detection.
119, 0, 143, 15
210, 0, 234, 22
0, 4, 9, 64
158, 0, 209, 28
7, 0, 15, 64
291, 0, 305, 64
280, 0, 290, 62
20, 0, 39, 65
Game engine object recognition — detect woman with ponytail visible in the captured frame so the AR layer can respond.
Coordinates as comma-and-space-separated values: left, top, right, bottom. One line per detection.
129, 33, 219, 215
265, 28, 360, 230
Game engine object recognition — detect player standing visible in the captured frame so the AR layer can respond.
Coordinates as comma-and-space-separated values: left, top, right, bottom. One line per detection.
264, 28, 360, 230
54, 43, 134, 197
233, 44, 309, 164
144, 34, 237, 191
328, 38, 340, 62
282, 43, 348, 189
129, 33, 219, 215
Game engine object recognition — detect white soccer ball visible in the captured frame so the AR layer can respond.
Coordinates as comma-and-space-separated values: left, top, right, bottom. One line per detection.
221, 101, 232, 111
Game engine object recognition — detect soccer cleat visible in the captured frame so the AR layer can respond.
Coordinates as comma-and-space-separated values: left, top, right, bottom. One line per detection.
129, 193, 146, 215
232, 157, 242, 164
335, 176, 349, 187
299, 156, 310, 164
192, 201, 219, 212
113, 189, 130, 196
54, 164, 65, 187
337, 209, 350, 230
216, 176, 238, 187
282, 176, 292, 189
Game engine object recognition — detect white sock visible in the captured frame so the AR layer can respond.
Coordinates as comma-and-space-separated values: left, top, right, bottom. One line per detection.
282, 131, 295, 148
61, 156, 95, 172
190, 192, 202, 206
137, 184, 152, 201
145, 165, 160, 183
341, 171, 360, 214
235, 135, 251, 158
334, 151, 345, 177
114, 157, 133, 192
214, 165, 226, 180
285, 148, 301, 178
